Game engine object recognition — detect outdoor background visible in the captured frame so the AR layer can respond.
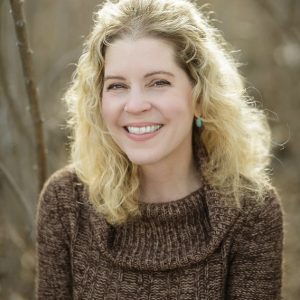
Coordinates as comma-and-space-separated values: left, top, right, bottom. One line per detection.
1, 0, 299, 299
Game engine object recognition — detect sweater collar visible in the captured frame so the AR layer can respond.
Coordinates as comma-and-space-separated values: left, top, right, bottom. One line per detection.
86, 180, 240, 271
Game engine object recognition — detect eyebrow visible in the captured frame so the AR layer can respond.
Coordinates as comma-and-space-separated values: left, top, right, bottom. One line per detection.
103, 71, 175, 82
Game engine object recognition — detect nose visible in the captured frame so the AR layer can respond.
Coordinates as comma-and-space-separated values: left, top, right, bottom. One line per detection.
124, 88, 151, 114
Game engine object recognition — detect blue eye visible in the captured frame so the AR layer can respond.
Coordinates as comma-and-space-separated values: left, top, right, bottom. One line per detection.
153, 80, 170, 87
107, 83, 126, 90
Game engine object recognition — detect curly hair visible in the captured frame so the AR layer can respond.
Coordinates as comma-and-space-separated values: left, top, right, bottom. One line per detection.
64, 0, 272, 225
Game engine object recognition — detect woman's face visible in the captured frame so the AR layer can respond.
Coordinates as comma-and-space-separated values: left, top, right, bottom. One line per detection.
101, 37, 195, 167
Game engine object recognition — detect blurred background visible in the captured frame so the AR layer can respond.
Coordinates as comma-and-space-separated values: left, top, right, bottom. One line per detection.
0, 0, 299, 299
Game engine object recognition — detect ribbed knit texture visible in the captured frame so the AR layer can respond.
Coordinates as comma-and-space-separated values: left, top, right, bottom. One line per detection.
36, 166, 283, 299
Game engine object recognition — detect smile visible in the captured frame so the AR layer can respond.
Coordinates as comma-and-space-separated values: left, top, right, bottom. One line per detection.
125, 125, 163, 135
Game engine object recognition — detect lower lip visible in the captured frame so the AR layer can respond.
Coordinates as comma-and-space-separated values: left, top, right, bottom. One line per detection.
124, 126, 163, 141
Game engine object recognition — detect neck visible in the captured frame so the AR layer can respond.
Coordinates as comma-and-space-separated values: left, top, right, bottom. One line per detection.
139, 148, 201, 204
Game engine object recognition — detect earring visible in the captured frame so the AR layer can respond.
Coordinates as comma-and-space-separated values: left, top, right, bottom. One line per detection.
195, 116, 203, 128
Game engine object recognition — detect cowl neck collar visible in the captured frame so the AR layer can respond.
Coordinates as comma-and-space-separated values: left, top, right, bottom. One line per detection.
86, 179, 240, 271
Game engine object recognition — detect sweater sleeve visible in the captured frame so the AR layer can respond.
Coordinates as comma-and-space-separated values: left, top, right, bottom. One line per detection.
36, 175, 73, 299
226, 187, 284, 300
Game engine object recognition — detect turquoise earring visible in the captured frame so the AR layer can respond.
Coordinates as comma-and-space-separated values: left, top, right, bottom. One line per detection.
195, 116, 203, 128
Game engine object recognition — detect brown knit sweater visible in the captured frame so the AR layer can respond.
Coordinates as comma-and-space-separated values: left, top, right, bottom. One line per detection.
36, 166, 283, 299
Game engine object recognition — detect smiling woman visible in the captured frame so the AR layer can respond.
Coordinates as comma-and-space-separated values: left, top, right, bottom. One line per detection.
101, 37, 196, 176
36, 0, 283, 299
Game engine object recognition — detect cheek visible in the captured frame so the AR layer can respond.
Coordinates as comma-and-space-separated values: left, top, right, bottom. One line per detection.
101, 98, 120, 126
161, 95, 194, 120
100, 101, 110, 126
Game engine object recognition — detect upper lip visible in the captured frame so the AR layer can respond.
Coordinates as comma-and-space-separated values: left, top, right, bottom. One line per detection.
124, 122, 163, 127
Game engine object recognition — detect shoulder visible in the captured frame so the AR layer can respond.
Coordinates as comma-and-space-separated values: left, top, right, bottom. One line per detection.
40, 164, 78, 194
37, 165, 87, 233
233, 184, 284, 244
38, 164, 83, 205
240, 184, 283, 223
206, 179, 283, 224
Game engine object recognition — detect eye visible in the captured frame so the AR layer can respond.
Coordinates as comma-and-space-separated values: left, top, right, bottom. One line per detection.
106, 83, 126, 90
152, 80, 170, 87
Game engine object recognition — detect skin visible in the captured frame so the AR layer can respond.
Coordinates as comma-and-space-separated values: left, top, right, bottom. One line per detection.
101, 37, 201, 203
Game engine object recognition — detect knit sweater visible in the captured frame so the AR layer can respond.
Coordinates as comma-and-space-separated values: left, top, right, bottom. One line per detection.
36, 166, 283, 299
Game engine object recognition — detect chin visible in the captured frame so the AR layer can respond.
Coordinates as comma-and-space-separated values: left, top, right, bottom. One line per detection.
125, 153, 162, 166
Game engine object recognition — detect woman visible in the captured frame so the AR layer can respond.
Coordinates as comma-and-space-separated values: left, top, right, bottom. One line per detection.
36, 0, 283, 299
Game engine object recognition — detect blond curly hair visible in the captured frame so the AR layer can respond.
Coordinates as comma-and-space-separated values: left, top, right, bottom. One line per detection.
64, 0, 272, 225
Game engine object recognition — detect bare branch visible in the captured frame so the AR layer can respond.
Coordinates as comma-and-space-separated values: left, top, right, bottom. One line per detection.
9, 0, 47, 192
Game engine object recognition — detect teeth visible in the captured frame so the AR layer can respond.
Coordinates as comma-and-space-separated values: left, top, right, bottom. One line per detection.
127, 125, 162, 134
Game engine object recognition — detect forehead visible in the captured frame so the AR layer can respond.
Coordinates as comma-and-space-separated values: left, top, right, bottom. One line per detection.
104, 37, 178, 74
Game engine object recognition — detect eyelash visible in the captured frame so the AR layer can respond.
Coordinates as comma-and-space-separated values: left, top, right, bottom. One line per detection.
106, 80, 170, 90
152, 80, 170, 87
106, 83, 125, 90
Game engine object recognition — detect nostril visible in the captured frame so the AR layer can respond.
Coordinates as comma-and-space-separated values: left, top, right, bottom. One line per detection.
123, 100, 152, 113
